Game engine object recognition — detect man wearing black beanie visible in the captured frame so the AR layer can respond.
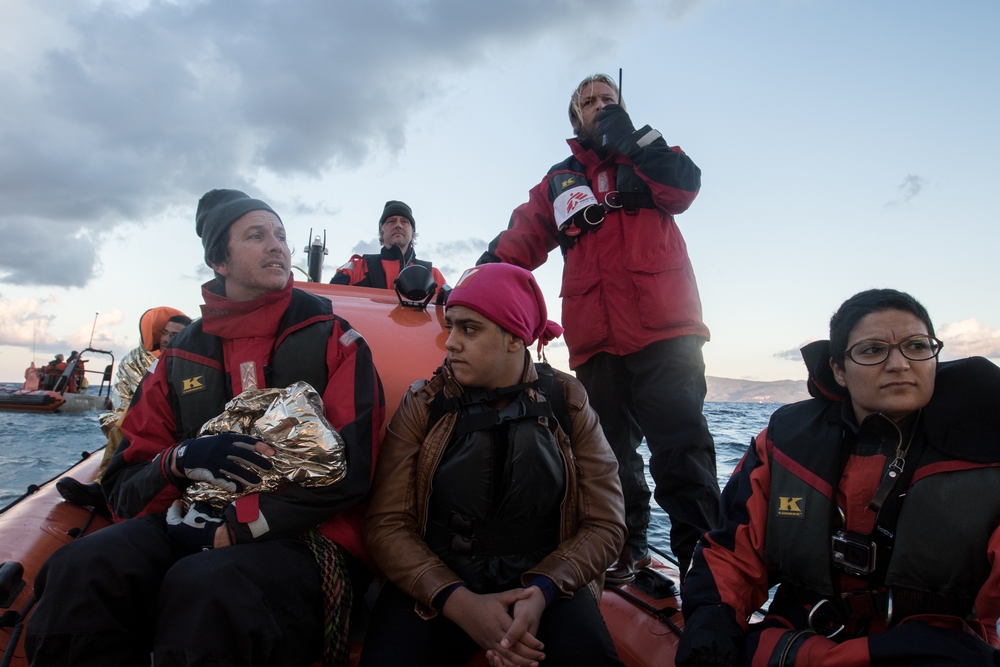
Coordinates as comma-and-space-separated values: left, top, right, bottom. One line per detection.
27, 188, 385, 667
331, 199, 451, 303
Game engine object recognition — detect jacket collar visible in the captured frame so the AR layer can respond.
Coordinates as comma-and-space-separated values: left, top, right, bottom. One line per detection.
199, 275, 294, 339
380, 243, 416, 264
567, 137, 609, 166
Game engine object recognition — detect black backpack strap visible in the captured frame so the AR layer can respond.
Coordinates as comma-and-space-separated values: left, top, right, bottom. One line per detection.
534, 363, 573, 438
427, 367, 572, 439
453, 400, 552, 439
428, 388, 450, 431
362, 254, 387, 288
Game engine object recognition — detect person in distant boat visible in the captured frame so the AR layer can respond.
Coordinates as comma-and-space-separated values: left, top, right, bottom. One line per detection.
478, 73, 719, 585
26, 188, 385, 667
678, 289, 1000, 667
331, 199, 451, 303
361, 263, 626, 667
23, 362, 42, 391
66, 351, 84, 393
42, 353, 65, 390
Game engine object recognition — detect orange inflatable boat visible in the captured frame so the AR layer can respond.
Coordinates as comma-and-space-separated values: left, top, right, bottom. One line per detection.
0, 283, 684, 666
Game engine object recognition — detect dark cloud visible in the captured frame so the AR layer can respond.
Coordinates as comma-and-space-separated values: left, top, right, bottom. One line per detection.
1, 0, 622, 288
885, 174, 928, 206
0, 219, 97, 286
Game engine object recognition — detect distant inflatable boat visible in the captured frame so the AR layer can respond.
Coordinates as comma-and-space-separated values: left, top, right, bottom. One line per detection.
0, 389, 66, 413
2, 347, 115, 414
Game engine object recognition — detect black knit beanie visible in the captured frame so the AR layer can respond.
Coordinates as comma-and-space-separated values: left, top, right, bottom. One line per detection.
378, 200, 415, 232
196, 189, 281, 263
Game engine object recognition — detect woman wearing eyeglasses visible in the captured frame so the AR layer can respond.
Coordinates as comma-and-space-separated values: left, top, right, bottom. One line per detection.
676, 289, 1000, 667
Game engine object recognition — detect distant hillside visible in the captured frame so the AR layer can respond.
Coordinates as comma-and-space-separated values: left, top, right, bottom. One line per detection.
706, 376, 808, 404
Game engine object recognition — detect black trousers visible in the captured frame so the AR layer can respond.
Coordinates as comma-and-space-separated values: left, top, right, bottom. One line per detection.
576, 335, 721, 572
25, 515, 323, 667
359, 583, 623, 667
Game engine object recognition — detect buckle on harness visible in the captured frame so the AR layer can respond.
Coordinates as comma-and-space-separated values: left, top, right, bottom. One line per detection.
603, 191, 623, 209
494, 400, 528, 425
807, 599, 845, 639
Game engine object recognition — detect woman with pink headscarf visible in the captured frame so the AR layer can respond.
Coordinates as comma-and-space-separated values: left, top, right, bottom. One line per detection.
362, 263, 626, 667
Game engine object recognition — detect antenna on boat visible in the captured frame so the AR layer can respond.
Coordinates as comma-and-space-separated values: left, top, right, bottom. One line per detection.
618, 67, 623, 106
305, 228, 328, 283
88, 312, 98, 348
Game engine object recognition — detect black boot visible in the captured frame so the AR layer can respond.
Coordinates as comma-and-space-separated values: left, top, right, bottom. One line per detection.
56, 477, 112, 518
605, 544, 652, 584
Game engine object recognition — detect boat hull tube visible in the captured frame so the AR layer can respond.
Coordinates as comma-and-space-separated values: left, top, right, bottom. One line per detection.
0, 283, 682, 666
0, 390, 65, 413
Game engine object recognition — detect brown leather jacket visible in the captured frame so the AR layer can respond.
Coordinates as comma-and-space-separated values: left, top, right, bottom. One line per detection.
364, 354, 626, 618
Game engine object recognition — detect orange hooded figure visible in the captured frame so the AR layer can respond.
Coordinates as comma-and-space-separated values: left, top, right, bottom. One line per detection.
96, 307, 188, 478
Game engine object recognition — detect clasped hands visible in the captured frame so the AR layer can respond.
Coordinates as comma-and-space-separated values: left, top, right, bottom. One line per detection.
443, 585, 548, 667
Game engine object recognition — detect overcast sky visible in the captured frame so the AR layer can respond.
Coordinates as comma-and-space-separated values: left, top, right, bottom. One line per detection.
1, 0, 998, 383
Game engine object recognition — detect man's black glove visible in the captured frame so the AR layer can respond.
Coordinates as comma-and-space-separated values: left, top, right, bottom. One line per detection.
597, 104, 663, 157
170, 433, 271, 492
166, 500, 225, 553
435, 285, 452, 306
675, 604, 743, 667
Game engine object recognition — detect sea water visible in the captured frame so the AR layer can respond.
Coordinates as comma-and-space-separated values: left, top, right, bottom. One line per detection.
1, 398, 779, 553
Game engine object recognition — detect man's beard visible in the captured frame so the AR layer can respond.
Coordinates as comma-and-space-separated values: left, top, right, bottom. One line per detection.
575, 123, 601, 146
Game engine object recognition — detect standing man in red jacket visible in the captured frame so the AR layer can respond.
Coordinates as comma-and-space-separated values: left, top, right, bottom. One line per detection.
26, 189, 385, 667
478, 74, 719, 583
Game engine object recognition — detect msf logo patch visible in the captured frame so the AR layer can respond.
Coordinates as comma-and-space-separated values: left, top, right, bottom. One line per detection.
777, 496, 804, 518
182, 376, 205, 395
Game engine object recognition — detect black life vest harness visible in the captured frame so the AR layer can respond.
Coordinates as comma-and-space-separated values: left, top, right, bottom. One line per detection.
427, 364, 571, 440
548, 156, 657, 256
164, 289, 334, 440
767, 343, 1000, 638
360, 245, 433, 289
423, 363, 570, 593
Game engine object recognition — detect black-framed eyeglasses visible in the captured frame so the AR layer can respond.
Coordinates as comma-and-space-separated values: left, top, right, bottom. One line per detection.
845, 335, 943, 366
161, 329, 180, 341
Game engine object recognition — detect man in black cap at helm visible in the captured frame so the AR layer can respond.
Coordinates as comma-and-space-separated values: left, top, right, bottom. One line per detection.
26, 189, 384, 667
331, 200, 450, 303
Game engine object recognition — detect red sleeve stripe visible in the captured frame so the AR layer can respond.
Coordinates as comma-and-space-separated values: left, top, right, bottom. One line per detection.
274, 313, 335, 349
910, 460, 1000, 485
164, 348, 224, 371
768, 438, 834, 500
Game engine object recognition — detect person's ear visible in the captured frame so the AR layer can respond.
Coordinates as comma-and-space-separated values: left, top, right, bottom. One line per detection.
208, 259, 229, 278
506, 333, 525, 354
830, 358, 848, 388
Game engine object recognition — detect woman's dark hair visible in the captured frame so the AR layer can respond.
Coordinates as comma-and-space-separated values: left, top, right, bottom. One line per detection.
829, 289, 935, 367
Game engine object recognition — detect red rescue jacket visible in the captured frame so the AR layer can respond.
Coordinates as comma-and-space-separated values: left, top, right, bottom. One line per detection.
480, 138, 708, 368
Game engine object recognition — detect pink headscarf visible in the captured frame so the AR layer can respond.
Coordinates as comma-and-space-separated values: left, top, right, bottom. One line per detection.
447, 264, 564, 347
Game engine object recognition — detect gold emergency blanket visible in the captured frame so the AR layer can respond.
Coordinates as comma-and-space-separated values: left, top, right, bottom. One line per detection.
184, 381, 347, 510
98, 344, 157, 431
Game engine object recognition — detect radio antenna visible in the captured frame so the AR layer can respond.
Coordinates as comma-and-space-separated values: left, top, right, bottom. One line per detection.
618, 67, 623, 105
88, 312, 98, 347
